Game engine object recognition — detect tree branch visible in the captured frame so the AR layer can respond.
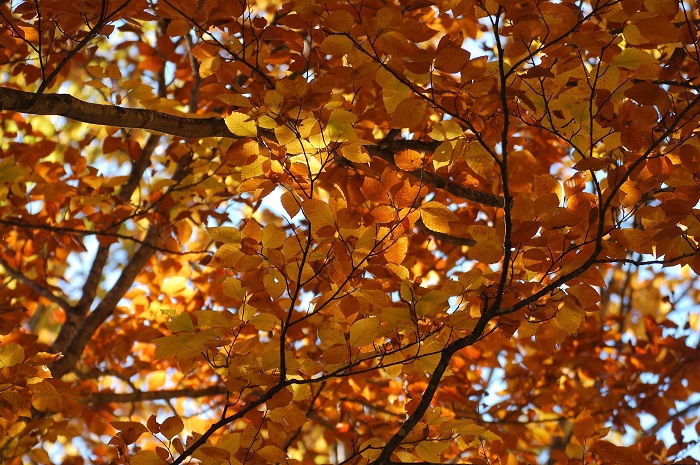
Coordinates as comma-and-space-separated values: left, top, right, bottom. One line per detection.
49, 226, 159, 378
84, 385, 226, 404
645, 398, 700, 437
367, 144, 506, 208
0, 87, 234, 139
0, 256, 71, 310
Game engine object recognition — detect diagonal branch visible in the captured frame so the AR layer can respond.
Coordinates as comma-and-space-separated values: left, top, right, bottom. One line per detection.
0, 256, 71, 310
49, 225, 159, 378
367, 145, 506, 208
645, 398, 700, 437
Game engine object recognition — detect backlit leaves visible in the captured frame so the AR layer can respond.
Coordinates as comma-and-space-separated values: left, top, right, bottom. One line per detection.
420, 201, 458, 234
224, 112, 257, 138
2, 0, 700, 464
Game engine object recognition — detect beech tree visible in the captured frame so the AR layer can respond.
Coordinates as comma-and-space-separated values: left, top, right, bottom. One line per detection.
2, 0, 700, 463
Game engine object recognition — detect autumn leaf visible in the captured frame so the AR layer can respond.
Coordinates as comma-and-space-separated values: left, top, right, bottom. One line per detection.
349, 317, 381, 346
420, 201, 458, 234
225, 112, 257, 137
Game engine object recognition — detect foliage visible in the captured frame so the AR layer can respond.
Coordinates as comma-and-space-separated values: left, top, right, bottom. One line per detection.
1, 0, 700, 464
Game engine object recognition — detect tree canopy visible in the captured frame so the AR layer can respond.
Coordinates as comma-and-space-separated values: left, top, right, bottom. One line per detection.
1, 0, 700, 464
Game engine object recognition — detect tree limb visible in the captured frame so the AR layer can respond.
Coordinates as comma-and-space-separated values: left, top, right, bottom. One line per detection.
0, 87, 233, 139
49, 226, 159, 378
84, 385, 226, 404
0, 256, 71, 310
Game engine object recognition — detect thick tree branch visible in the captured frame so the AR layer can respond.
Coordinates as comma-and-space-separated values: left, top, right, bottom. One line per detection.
0, 87, 234, 139
370, 313, 495, 465
84, 385, 226, 404
49, 226, 159, 378
0, 256, 71, 310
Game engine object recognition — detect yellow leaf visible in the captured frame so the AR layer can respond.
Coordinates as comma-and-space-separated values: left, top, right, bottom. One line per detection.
465, 142, 494, 179
327, 109, 358, 141
195, 310, 236, 329
452, 419, 487, 436
216, 433, 241, 454
241, 156, 266, 180
111, 421, 150, 437
225, 112, 257, 137
280, 191, 301, 218
566, 442, 584, 459
264, 269, 286, 298
392, 98, 426, 129
163, 309, 194, 333
612, 49, 656, 70
275, 125, 297, 146
467, 225, 502, 264
567, 284, 601, 308
29, 379, 62, 412
556, 302, 584, 335
394, 149, 423, 170
206, 227, 241, 244
262, 224, 286, 249
360, 438, 383, 460
199, 56, 221, 78
250, 313, 280, 331
319, 321, 347, 348
223, 277, 247, 300
376, 68, 410, 113
256, 445, 287, 463
268, 404, 306, 430
470, 240, 503, 264
415, 441, 447, 463
420, 201, 458, 234
349, 317, 381, 346
217, 93, 252, 107
160, 415, 184, 439
0, 343, 24, 367
320, 35, 353, 56
384, 236, 408, 264
130, 450, 166, 465
341, 143, 370, 163
302, 199, 335, 232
